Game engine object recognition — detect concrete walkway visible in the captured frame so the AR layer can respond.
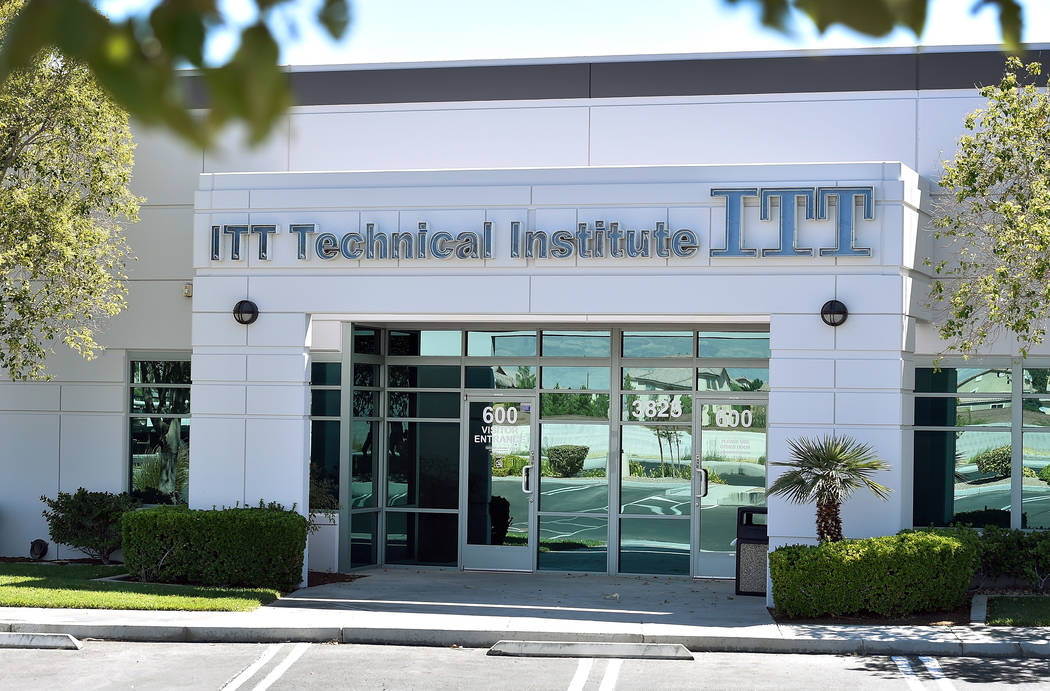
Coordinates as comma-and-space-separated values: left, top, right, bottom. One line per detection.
1, 568, 1048, 657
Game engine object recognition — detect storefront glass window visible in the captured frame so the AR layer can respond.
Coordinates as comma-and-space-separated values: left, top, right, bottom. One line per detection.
913, 365, 1050, 530
622, 331, 693, 358
467, 331, 537, 356
310, 361, 341, 510
129, 360, 191, 505
541, 331, 610, 357
698, 332, 770, 359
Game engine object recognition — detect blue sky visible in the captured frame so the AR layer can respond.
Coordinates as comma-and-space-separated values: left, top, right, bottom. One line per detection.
100, 0, 1050, 65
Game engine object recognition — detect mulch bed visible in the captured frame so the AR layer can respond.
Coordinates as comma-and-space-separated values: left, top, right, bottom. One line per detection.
307, 571, 367, 587
0, 557, 108, 565
768, 601, 973, 627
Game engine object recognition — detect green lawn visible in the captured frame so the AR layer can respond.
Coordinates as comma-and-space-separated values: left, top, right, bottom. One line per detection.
987, 596, 1050, 626
0, 563, 279, 612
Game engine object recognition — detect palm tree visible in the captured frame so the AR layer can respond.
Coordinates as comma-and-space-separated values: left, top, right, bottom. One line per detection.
768, 435, 892, 543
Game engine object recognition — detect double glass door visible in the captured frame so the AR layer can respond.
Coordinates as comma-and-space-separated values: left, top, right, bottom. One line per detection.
461, 396, 538, 571
461, 393, 767, 576
619, 397, 767, 578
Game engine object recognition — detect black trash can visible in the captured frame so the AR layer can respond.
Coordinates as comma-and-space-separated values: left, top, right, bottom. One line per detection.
735, 507, 768, 596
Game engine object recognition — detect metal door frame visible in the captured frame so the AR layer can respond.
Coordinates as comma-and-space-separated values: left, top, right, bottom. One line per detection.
460, 393, 539, 572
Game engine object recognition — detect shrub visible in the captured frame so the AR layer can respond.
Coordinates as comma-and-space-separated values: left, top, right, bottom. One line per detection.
950, 507, 1028, 530
1039, 465, 1050, 484
40, 488, 140, 564
121, 504, 308, 591
546, 445, 588, 477
973, 445, 1012, 477
770, 531, 977, 617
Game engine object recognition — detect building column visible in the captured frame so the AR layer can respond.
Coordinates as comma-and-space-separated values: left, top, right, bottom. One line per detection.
766, 278, 908, 606
189, 276, 311, 582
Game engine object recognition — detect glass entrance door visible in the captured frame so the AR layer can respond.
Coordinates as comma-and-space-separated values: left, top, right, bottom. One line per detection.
693, 401, 768, 578
461, 397, 538, 571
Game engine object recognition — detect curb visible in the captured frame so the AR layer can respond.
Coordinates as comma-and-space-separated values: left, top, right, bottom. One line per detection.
0, 632, 82, 650
2, 622, 1048, 658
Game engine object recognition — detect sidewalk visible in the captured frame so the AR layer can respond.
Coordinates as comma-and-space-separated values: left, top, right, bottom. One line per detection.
1, 568, 1048, 657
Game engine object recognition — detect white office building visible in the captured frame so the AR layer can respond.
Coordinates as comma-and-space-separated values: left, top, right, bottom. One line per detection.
3, 46, 1047, 587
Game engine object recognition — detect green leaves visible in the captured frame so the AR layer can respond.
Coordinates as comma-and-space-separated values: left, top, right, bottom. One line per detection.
728, 0, 1023, 50
933, 57, 1050, 357
768, 434, 891, 542
0, 24, 139, 380
0, 0, 351, 147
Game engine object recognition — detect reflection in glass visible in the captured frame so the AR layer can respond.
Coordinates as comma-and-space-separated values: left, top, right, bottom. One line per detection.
131, 387, 190, 415
1025, 369, 1050, 394
311, 389, 340, 417
622, 394, 690, 423
466, 401, 532, 547
353, 364, 377, 388
385, 512, 458, 566
622, 331, 692, 358
131, 360, 191, 385
914, 398, 1012, 426
1021, 398, 1050, 427
389, 330, 461, 356
620, 518, 689, 575
622, 368, 692, 391
311, 362, 341, 386
538, 516, 608, 572
698, 332, 770, 359
129, 416, 190, 504
1023, 432, 1050, 529
465, 365, 537, 389
621, 425, 692, 514
539, 424, 609, 513
541, 367, 610, 390
913, 430, 1013, 527
386, 421, 459, 509
387, 392, 459, 418
350, 511, 378, 567
697, 367, 769, 392
467, 331, 537, 356
540, 393, 610, 419
698, 403, 766, 577
353, 328, 379, 354
310, 420, 339, 508
353, 391, 378, 418
388, 365, 460, 389
541, 331, 610, 357
916, 367, 1011, 394
351, 421, 377, 508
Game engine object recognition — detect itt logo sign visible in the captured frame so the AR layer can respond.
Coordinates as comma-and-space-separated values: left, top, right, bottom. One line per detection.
713, 186, 875, 257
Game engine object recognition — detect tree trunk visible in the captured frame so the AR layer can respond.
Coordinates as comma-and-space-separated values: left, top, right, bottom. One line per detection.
815, 498, 843, 543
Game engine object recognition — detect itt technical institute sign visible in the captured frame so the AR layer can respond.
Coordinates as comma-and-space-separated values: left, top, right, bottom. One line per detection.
208, 186, 875, 263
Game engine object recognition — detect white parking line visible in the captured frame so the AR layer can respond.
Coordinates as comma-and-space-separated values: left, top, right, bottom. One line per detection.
892, 656, 926, 691
567, 658, 593, 691
598, 659, 623, 691
252, 642, 311, 691
919, 656, 956, 691
221, 644, 283, 691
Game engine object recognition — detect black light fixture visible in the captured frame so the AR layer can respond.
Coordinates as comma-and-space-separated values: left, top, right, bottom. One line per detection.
820, 299, 848, 327
233, 299, 259, 325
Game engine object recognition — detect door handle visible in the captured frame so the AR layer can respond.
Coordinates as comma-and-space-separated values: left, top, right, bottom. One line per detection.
521, 464, 530, 493
697, 468, 709, 499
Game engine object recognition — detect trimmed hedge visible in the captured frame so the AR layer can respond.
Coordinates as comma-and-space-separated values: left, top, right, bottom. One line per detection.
546, 445, 588, 477
770, 531, 977, 617
122, 505, 308, 592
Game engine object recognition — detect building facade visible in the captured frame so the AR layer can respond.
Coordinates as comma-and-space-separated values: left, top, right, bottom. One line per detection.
3, 47, 1048, 596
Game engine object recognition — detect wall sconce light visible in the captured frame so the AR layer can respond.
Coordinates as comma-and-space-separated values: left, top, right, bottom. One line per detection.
820, 299, 848, 327
233, 299, 259, 325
